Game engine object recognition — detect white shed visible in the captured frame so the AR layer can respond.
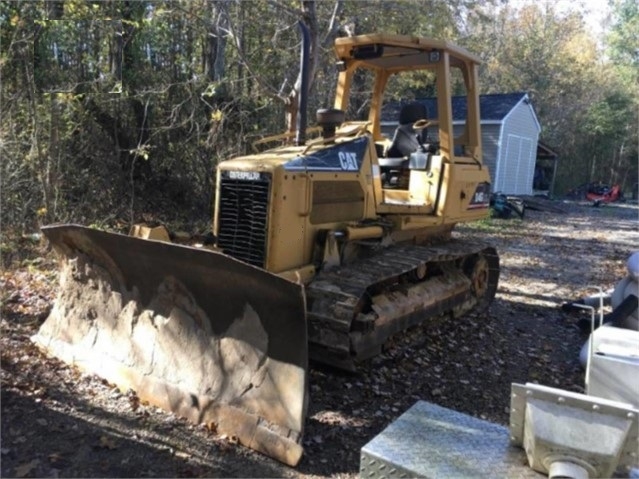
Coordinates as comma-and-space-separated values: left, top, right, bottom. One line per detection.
381, 92, 541, 196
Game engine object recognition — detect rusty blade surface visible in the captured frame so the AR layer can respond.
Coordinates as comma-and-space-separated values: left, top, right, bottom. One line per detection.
34, 224, 308, 466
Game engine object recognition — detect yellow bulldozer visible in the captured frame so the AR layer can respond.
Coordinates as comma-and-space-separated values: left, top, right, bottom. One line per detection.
34, 28, 499, 466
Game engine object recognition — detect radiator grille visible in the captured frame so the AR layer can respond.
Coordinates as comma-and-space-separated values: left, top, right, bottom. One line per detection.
217, 173, 271, 268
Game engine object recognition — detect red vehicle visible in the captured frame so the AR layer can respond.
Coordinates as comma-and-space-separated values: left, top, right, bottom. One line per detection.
586, 183, 622, 204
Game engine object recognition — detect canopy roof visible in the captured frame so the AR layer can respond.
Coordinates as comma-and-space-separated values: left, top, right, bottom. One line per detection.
334, 34, 482, 70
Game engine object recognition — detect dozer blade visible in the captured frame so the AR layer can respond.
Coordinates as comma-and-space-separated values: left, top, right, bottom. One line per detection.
33, 224, 308, 466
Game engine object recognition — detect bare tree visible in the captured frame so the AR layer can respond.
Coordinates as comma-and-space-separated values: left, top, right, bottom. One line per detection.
218, 0, 344, 137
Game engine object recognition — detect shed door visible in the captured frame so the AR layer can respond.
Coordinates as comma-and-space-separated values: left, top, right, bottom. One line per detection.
500, 134, 534, 195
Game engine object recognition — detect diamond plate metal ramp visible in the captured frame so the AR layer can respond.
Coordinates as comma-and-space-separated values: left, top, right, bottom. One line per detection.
360, 401, 543, 478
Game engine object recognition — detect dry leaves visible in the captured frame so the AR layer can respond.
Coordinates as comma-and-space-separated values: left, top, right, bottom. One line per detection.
14, 459, 40, 478
98, 436, 118, 450
1, 203, 637, 478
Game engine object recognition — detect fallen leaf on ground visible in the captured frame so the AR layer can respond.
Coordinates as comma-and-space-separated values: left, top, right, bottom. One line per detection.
98, 435, 118, 450
15, 459, 40, 477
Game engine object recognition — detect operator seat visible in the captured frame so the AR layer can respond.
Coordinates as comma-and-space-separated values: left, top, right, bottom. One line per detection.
386, 102, 428, 158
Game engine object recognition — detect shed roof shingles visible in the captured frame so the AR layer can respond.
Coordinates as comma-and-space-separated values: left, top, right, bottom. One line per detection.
382, 92, 528, 122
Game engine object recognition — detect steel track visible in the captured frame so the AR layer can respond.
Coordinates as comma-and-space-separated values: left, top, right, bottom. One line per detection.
306, 239, 499, 370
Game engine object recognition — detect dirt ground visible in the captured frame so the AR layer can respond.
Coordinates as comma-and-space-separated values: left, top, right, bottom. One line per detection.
2, 200, 638, 478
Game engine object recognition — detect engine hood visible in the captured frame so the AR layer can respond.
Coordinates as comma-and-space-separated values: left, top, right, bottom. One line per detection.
218, 136, 370, 175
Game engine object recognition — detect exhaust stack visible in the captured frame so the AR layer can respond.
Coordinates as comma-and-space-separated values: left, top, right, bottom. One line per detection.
295, 21, 310, 146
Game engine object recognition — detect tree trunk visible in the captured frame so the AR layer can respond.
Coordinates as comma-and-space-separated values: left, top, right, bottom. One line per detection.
205, 0, 229, 87
213, 2, 228, 83
111, 21, 123, 81
237, 2, 246, 97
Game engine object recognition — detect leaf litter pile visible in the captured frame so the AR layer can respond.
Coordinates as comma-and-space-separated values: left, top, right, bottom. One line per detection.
2, 201, 637, 478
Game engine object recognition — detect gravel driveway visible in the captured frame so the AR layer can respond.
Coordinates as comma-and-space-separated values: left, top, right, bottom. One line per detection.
2, 200, 637, 478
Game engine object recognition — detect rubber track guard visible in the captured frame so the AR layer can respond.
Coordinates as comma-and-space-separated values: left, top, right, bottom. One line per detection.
33, 225, 308, 466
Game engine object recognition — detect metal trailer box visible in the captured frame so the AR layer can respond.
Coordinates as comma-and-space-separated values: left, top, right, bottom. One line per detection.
587, 326, 639, 407
360, 400, 542, 478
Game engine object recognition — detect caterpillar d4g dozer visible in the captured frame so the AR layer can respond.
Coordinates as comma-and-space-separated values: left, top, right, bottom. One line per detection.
34, 27, 499, 466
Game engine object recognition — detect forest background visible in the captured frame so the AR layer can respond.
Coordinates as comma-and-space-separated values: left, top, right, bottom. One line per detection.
1, 0, 637, 235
